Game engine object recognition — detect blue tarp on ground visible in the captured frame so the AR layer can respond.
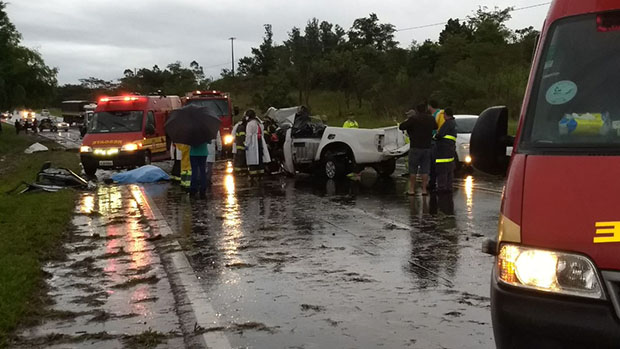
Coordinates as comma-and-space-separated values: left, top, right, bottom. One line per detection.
111, 165, 170, 184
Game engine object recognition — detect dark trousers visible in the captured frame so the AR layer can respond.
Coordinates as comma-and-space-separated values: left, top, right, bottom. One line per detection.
436, 162, 454, 193
429, 143, 437, 189
190, 156, 207, 194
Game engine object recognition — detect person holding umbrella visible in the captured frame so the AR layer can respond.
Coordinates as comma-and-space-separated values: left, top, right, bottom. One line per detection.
165, 104, 221, 196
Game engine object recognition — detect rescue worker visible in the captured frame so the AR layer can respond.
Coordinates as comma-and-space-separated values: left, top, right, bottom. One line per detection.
245, 109, 271, 179
14, 119, 20, 134
434, 107, 457, 193
169, 142, 182, 182
176, 144, 192, 191
342, 112, 359, 128
206, 130, 222, 185
428, 100, 446, 190
232, 115, 248, 174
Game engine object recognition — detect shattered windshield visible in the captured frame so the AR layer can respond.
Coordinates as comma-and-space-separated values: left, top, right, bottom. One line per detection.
88, 111, 144, 133
521, 12, 620, 152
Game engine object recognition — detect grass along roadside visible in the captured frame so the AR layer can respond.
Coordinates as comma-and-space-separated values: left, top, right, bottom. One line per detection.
0, 124, 80, 347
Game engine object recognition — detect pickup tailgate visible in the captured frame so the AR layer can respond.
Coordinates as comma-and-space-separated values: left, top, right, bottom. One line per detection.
382, 126, 409, 156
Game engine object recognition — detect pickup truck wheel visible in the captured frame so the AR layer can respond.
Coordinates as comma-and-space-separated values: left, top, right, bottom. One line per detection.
323, 152, 345, 179
376, 158, 396, 177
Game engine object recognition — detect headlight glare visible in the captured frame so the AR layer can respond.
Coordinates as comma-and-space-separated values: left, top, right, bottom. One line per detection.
497, 244, 603, 299
80, 146, 92, 153
121, 143, 139, 151
223, 134, 234, 145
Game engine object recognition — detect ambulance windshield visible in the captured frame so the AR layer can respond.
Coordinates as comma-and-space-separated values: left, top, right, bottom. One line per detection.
186, 99, 230, 117
521, 12, 620, 152
89, 111, 144, 133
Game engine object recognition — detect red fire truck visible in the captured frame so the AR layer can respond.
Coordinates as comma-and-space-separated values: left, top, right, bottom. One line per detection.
79, 95, 181, 176
183, 90, 239, 156
471, 1, 620, 348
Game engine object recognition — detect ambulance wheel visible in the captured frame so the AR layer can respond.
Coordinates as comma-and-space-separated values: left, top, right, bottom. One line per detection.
376, 158, 396, 177
143, 151, 152, 166
322, 151, 345, 179
83, 163, 97, 177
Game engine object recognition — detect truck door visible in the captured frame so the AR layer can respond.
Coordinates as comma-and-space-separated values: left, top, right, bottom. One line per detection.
283, 129, 295, 174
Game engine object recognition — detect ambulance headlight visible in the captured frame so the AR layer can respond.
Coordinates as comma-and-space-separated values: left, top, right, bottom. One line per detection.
223, 134, 234, 145
497, 244, 603, 299
121, 143, 140, 151
80, 146, 92, 153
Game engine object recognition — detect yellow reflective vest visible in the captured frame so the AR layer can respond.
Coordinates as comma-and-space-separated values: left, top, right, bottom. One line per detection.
343, 120, 359, 128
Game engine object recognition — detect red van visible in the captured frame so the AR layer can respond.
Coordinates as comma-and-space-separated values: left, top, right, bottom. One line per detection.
471, 1, 620, 348
79, 95, 181, 176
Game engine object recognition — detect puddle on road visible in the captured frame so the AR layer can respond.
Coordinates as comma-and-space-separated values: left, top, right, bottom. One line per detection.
12, 185, 183, 349
143, 161, 500, 349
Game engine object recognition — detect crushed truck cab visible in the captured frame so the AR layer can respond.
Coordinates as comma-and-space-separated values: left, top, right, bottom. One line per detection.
269, 107, 408, 178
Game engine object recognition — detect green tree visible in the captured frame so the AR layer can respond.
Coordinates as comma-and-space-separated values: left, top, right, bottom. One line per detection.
0, 1, 57, 110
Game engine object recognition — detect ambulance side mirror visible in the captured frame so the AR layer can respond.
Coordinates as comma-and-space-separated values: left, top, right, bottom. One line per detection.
470, 106, 513, 175
233, 106, 240, 116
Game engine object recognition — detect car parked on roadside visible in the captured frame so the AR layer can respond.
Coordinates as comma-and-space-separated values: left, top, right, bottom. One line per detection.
454, 114, 477, 170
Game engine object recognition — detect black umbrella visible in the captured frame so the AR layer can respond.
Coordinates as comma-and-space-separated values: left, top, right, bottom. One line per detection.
165, 104, 221, 146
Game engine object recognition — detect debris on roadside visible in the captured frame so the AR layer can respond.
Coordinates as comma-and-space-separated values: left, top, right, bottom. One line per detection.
7, 161, 90, 194
24, 142, 49, 154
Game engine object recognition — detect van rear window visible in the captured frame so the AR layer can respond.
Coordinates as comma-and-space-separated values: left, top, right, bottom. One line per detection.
521, 12, 620, 152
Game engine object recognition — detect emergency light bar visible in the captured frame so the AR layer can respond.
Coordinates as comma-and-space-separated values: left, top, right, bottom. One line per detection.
192, 90, 222, 96
99, 96, 145, 103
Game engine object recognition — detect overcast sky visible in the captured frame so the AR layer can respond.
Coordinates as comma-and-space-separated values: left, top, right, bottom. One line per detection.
5, 0, 550, 85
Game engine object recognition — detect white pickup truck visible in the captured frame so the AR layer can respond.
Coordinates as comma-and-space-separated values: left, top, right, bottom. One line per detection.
265, 107, 409, 179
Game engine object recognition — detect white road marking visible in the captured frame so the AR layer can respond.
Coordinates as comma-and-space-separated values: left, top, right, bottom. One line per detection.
135, 188, 232, 349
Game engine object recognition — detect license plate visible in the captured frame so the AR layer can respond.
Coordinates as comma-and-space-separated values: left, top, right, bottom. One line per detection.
99, 160, 113, 166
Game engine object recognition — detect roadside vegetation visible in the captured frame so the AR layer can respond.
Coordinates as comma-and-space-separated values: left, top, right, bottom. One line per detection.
0, 125, 80, 346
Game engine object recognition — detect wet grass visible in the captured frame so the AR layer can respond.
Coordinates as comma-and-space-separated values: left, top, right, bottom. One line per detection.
0, 124, 80, 346
112, 275, 159, 289
121, 328, 167, 349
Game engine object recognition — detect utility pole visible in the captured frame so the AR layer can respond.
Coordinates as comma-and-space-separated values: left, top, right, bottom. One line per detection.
229, 37, 236, 77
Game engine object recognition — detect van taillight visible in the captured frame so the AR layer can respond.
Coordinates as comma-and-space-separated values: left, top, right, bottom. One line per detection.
597, 11, 620, 32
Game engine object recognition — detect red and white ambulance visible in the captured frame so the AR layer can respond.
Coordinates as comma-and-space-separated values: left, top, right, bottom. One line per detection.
79, 95, 181, 176
471, 1, 620, 348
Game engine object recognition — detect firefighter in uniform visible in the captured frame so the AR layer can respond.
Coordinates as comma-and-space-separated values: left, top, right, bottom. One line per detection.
232, 116, 248, 174
434, 107, 457, 193
176, 143, 192, 190
428, 100, 446, 190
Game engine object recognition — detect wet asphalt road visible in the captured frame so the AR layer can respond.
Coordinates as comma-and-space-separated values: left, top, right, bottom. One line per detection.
142, 163, 504, 349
